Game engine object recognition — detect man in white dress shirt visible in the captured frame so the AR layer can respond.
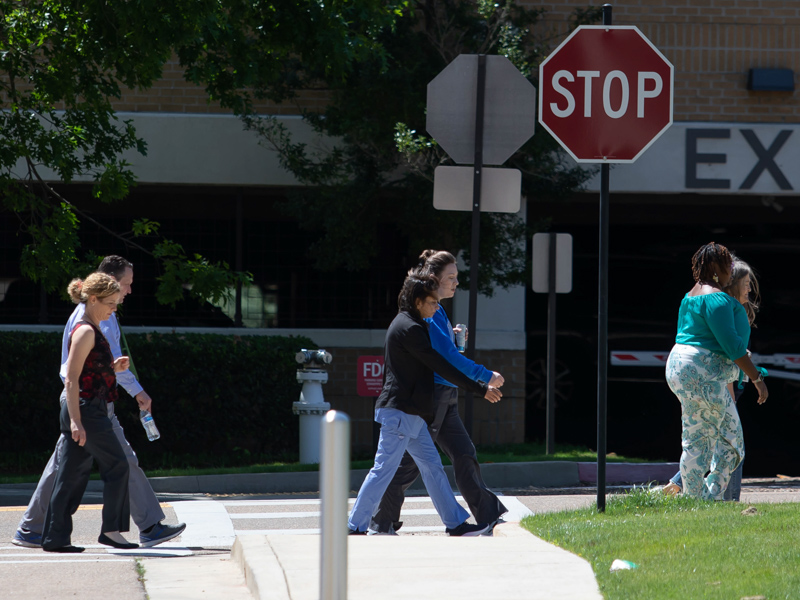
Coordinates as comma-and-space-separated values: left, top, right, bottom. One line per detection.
13, 256, 185, 548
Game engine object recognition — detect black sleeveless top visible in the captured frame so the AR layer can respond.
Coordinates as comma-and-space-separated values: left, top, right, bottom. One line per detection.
69, 321, 118, 404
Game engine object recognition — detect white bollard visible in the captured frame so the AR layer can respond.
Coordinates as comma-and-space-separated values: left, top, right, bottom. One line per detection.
319, 410, 350, 600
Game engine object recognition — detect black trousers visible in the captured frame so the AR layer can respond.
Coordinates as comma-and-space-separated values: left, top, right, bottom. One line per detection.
370, 384, 507, 532
42, 398, 130, 549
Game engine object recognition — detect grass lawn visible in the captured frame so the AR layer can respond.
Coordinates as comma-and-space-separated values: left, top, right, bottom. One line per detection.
0, 442, 657, 483
521, 487, 800, 599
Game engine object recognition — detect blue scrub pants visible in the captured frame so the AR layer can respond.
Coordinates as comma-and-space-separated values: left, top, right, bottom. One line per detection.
348, 408, 469, 532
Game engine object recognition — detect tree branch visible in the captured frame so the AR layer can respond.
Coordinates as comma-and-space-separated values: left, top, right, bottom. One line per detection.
25, 157, 155, 257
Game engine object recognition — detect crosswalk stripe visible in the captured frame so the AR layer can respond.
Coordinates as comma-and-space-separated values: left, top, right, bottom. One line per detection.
496, 496, 534, 521
228, 508, 440, 520
172, 500, 236, 547
236, 525, 446, 536
0, 558, 131, 564
220, 496, 451, 507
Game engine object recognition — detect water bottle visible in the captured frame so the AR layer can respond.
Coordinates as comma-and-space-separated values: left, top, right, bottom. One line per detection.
140, 409, 161, 441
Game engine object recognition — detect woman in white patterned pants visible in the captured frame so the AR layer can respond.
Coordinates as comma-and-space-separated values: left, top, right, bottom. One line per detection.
666, 345, 743, 500
665, 242, 767, 501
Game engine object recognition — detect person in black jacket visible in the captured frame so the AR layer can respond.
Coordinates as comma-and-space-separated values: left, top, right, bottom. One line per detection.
369, 249, 507, 536
347, 274, 503, 537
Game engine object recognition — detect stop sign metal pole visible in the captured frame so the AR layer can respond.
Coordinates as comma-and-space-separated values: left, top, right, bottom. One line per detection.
596, 2, 612, 514
546, 233, 557, 454
464, 54, 487, 436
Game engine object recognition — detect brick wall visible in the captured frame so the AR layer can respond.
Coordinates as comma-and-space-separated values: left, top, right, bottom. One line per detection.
100, 3, 798, 122
110, 57, 323, 115
309, 347, 526, 452
531, 0, 800, 122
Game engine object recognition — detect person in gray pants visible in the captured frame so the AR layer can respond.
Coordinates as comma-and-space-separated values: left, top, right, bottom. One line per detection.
13, 255, 185, 549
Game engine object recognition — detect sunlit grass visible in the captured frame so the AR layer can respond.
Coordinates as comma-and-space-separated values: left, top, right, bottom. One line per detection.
522, 487, 800, 599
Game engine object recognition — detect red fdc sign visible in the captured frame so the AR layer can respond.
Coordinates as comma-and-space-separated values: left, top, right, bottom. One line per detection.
539, 26, 674, 163
357, 356, 384, 397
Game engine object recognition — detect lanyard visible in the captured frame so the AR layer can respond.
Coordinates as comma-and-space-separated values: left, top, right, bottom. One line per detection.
117, 315, 140, 381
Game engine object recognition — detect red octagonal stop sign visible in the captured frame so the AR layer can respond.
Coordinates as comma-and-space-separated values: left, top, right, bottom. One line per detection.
539, 26, 673, 163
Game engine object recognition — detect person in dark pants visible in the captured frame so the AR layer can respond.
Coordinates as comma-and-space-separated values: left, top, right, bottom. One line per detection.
369, 250, 507, 535
42, 273, 137, 553
348, 274, 503, 536
14, 255, 185, 550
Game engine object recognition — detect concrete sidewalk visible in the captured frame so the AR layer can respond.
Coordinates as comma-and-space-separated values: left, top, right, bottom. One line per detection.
230, 523, 603, 600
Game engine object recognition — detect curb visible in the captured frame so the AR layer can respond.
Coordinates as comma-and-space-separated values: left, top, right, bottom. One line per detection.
0, 462, 679, 497
143, 460, 586, 494
142, 461, 679, 494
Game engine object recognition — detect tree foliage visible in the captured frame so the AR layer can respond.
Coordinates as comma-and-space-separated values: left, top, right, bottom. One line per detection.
1, 0, 598, 304
235, 0, 599, 294
0, 0, 402, 304
0, 0, 250, 302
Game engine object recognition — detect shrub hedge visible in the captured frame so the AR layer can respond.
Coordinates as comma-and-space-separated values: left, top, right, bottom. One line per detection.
0, 331, 316, 474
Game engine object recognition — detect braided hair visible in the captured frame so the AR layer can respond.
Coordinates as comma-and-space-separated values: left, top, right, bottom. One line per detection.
691, 242, 732, 284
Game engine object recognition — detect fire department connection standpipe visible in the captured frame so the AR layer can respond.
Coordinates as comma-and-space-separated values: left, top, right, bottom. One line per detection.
293, 349, 333, 463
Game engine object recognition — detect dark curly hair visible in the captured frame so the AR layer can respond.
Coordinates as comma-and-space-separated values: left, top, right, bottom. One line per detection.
691, 242, 732, 284
398, 274, 439, 318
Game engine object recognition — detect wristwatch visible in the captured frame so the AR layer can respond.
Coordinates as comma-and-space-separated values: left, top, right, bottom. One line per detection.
754, 372, 765, 383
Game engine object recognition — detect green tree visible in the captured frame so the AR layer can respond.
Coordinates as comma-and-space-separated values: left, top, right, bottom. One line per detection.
233, 0, 600, 294
0, 0, 402, 305
0, 0, 245, 303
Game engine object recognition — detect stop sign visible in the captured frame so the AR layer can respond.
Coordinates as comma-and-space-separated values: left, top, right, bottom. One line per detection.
539, 26, 673, 163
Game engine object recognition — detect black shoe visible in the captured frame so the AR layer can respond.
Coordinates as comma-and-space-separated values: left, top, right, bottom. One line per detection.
43, 545, 85, 553
393, 521, 403, 533
348, 528, 367, 535
98, 533, 139, 549
445, 521, 491, 537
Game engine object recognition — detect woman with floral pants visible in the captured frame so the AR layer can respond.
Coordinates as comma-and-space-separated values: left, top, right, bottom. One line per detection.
665, 243, 768, 500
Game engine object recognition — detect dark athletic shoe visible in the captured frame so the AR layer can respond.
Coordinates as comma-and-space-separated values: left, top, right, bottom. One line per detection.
348, 528, 367, 535
12, 528, 42, 548
139, 522, 186, 548
445, 521, 491, 537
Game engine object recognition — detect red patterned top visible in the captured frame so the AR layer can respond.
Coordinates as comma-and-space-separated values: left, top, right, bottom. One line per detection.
69, 321, 118, 404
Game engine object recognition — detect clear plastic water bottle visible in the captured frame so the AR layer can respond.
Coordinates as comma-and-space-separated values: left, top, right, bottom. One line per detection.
140, 410, 161, 441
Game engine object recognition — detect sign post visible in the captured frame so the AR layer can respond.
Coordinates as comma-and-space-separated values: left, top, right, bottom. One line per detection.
427, 54, 536, 434
532, 233, 573, 455
538, 4, 673, 510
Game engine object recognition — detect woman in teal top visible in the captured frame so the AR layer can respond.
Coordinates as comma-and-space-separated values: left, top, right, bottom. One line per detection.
664, 256, 763, 500
665, 242, 768, 500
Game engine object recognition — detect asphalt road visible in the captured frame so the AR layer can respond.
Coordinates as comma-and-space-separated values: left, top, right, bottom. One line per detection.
2, 480, 800, 599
